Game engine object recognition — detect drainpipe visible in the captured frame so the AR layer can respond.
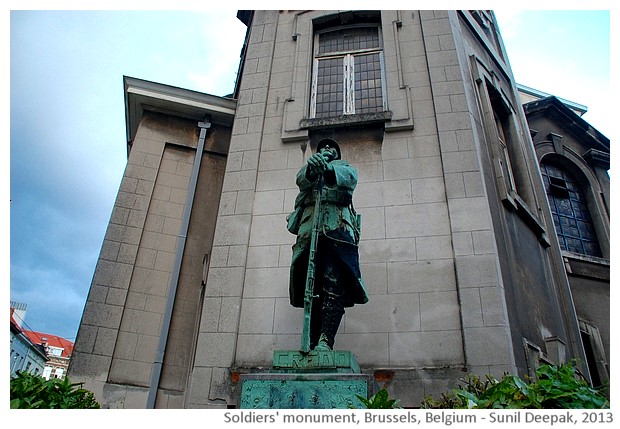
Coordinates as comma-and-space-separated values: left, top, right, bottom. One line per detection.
146, 117, 211, 408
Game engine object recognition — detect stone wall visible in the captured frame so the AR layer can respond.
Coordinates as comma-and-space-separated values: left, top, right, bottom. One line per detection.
188, 10, 519, 408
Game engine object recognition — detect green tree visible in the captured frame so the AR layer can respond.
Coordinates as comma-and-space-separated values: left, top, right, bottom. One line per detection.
10, 371, 100, 409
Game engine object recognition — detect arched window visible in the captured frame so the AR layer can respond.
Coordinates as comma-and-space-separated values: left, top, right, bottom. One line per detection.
540, 159, 601, 257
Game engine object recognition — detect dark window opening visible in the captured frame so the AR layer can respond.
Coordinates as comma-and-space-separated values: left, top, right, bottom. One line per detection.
581, 331, 602, 388
549, 176, 569, 198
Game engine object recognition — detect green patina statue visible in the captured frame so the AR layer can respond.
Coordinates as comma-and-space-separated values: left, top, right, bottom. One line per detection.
288, 138, 368, 353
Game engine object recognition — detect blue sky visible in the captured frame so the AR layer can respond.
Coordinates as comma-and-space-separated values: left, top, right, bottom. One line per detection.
494, 10, 611, 139
6, 8, 613, 342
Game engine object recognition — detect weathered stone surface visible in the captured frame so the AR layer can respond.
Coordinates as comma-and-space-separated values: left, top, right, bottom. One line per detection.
239, 373, 370, 409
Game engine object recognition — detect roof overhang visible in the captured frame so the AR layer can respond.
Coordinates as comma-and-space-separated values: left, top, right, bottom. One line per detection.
517, 83, 587, 116
123, 76, 237, 152
523, 96, 609, 154
236, 10, 253, 26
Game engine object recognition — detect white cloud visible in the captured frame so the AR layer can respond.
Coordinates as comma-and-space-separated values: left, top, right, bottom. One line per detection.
493, 9, 524, 42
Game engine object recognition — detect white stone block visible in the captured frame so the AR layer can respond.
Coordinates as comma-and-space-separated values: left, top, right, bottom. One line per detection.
420, 291, 460, 331
388, 259, 456, 293
389, 330, 463, 366
239, 298, 276, 334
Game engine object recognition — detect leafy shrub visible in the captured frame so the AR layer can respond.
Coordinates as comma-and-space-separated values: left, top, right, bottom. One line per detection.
421, 362, 609, 409
10, 371, 100, 409
355, 388, 401, 409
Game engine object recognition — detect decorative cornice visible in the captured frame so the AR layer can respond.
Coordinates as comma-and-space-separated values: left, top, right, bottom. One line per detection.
583, 148, 610, 169
523, 96, 609, 153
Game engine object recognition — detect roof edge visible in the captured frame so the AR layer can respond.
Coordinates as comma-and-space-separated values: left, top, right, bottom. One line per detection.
517, 83, 588, 116
123, 76, 237, 150
524, 96, 609, 152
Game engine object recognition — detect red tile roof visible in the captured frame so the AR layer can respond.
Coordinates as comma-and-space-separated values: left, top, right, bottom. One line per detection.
22, 330, 74, 358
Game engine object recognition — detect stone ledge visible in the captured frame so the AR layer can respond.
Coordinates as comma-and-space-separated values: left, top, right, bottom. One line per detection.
300, 111, 393, 130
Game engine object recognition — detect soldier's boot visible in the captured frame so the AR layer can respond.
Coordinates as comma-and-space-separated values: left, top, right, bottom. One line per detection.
314, 292, 344, 351
314, 333, 332, 351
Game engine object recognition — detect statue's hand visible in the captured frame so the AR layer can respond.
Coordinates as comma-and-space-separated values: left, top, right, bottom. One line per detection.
307, 152, 329, 175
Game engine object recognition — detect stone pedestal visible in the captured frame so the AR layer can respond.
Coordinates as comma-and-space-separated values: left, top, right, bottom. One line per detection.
239, 350, 374, 409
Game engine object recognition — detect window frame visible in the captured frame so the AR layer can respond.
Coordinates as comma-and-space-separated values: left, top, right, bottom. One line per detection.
477, 77, 523, 204
310, 24, 387, 119
470, 55, 549, 245
540, 158, 603, 258
43, 366, 52, 380
492, 105, 518, 195
578, 319, 609, 388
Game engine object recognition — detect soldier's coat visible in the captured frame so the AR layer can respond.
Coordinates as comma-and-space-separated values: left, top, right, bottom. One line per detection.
289, 160, 368, 308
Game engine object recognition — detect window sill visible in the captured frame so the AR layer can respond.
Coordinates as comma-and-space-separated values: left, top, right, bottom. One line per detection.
562, 251, 610, 281
300, 111, 393, 130
562, 251, 609, 266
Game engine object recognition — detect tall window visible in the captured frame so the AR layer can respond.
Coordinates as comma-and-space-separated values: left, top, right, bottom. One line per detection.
54, 367, 65, 379
311, 25, 385, 118
486, 84, 520, 196
43, 366, 52, 380
493, 107, 517, 193
540, 160, 601, 257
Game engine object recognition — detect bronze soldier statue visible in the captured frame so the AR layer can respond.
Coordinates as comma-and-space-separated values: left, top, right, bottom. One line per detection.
288, 138, 368, 352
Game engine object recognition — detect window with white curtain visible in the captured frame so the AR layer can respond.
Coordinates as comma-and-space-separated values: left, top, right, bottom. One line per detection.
311, 25, 386, 118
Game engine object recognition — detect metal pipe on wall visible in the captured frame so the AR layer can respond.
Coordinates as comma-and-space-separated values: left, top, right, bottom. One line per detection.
146, 117, 212, 408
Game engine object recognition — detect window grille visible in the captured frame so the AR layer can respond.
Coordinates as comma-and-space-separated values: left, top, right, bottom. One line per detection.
311, 25, 386, 118
540, 160, 601, 257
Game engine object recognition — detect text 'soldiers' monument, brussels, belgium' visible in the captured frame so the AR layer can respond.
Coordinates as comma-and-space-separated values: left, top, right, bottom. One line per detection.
68, 10, 610, 408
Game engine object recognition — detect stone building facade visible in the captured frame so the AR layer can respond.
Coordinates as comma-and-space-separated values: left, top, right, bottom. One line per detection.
524, 95, 610, 388
68, 10, 610, 408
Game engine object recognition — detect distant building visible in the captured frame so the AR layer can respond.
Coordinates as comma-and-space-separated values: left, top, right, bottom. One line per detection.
23, 330, 74, 380
10, 303, 48, 377
69, 10, 610, 408
9, 301, 75, 380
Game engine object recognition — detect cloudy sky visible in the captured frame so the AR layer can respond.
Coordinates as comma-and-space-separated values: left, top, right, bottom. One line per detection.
8, 9, 247, 340
6, 7, 613, 342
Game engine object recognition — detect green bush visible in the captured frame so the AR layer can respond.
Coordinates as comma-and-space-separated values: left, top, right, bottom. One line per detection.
356, 388, 402, 409
10, 371, 100, 409
421, 362, 609, 409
